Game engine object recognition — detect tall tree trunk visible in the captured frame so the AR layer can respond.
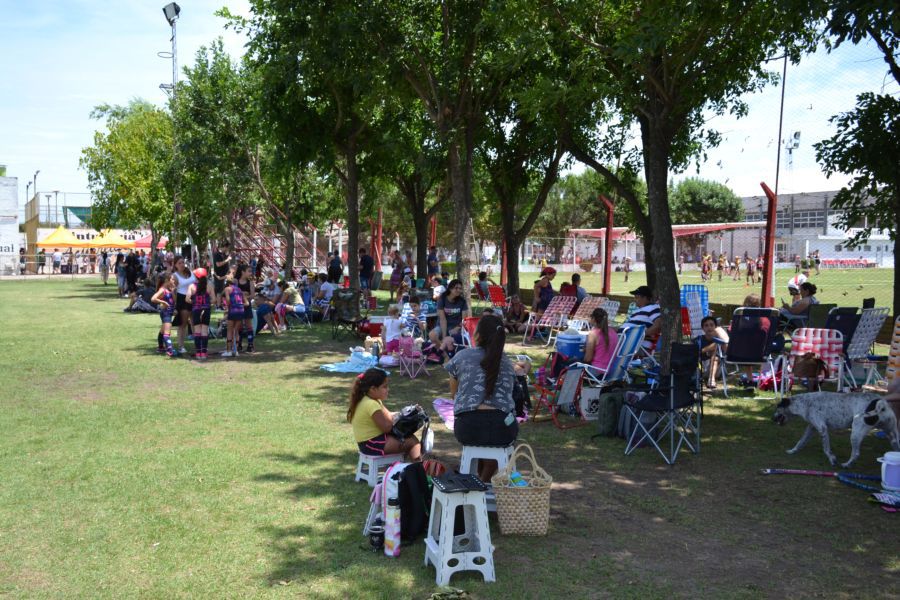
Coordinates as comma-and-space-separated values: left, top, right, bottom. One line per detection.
283, 198, 295, 281
344, 141, 360, 287
413, 204, 429, 281
448, 140, 471, 284
894, 194, 900, 316
506, 236, 522, 296
641, 117, 681, 373
149, 227, 159, 273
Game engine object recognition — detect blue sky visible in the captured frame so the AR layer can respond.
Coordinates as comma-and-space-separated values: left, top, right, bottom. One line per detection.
1, 2, 897, 220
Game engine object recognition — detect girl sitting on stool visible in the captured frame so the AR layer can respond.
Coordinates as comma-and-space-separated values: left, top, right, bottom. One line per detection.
348, 369, 422, 461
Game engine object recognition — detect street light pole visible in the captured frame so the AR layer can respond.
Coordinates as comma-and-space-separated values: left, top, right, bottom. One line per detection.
162, 3, 181, 252
32, 170, 40, 202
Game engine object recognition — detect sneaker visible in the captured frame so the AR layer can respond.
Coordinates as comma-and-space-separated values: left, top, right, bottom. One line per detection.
246, 345, 254, 353
221, 351, 233, 357
179, 347, 187, 354
237, 344, 244, 353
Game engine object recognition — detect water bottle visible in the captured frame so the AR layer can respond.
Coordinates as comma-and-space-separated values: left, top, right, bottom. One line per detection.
384, 497, 401, 557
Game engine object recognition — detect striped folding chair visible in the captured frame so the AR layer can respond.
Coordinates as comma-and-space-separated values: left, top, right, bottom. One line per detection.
884, 317, 900, 386
783, 328, 845, 395
460, 316, 479, 348
680, 284, 709, 318
487, 285, 508, 311
567, 296, 605, 332
843, 307, 890, 388
601, 299, 621, 324
572, 324, 646, 388
684, 292, 705, 339
522, 295, 577, 345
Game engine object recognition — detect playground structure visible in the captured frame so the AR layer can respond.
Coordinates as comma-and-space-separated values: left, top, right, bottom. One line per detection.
231, 204, 327, 278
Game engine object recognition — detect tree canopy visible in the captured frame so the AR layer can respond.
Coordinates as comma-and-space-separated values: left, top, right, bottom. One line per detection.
79, 99, 174, 256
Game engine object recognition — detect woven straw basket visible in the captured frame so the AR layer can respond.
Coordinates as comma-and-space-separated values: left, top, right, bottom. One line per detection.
490, 443, 552, 536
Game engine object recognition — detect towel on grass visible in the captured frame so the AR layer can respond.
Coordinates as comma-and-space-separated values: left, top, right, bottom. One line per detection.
320, 349, 379, 373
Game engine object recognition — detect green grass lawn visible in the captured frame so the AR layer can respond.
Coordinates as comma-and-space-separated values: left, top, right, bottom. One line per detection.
1, 279, 898, 598
568, 267, 894, 309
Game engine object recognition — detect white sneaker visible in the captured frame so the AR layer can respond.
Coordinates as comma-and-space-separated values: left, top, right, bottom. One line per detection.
179, 347, 187, 354
221, 351, 233, 357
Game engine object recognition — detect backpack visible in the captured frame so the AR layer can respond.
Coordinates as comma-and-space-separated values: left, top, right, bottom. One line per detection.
593, 389, 625, 437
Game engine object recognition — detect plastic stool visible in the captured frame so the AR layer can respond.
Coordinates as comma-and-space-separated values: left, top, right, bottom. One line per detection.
424, 487, 495, 586
355, 453, 403, 487
459, 445, 514, 478
459, 445, 514, 511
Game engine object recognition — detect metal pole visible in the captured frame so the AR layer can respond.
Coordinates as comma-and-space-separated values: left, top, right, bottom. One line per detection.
170, 17, 179, 251
774, 54, 788, 196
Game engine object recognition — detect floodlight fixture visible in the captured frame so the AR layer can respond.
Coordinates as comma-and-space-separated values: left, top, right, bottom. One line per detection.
162, 2, 180, 26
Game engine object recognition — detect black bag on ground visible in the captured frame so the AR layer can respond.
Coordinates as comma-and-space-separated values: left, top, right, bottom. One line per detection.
594, 390, 625, 437
398, 462, 431, 542
616, 398, 658, 447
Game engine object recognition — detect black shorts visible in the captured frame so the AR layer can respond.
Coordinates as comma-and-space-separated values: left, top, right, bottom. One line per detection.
243, 306, 253, 321
214, 277, 226, 295
192, 308, 211, 326
454, 410, 518, 447
175, 293, 190, 312
358, 433, 389, 456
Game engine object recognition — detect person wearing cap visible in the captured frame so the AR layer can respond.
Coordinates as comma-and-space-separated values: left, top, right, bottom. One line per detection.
532, 267, 557, 317
186, 268, 214, 359
623, 285, 661, 351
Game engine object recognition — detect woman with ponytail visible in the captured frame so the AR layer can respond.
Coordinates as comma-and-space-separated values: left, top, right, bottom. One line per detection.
583, 307, 618, 371
444, 314, 517, 481
186, 268, 214, 360
348, 368, 421, 461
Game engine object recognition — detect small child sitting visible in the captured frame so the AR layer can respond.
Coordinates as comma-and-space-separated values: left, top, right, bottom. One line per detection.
381, 305, 406, 354
402, 299, 425, 337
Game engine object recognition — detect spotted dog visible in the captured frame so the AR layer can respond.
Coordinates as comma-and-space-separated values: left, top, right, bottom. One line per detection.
773, 392, 900, 467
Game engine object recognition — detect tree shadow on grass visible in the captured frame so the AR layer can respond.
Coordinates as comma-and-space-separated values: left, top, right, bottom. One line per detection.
253, 450, 439, 596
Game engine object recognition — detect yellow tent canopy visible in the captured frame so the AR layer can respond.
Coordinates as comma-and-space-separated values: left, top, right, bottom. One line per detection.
87, 230, 136, 249
36, 226, 88, 248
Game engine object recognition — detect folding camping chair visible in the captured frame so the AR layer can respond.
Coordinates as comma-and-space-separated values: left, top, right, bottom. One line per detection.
567, 296, 605, 332
680, 284, 709, 318
571, 324, 646, 388
398, 336, 429, 378
782, 328, 845, 395
531, 365, 589, 429
844, 307, 890, 388
487, 285, 508, 311
683, 291, 705, 339
887, 317, 900, 385
718, 307, 781, 398
522, 295, 577, 346
622, 343, 702, 465
600, 299, 621, 325
824, 307, 860, 356
331, 288, 367, 340
460, 316, 479, 348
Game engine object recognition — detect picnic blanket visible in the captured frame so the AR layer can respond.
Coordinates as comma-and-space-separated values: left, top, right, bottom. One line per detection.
433, 398, 456, 431
320, 349, 379, 373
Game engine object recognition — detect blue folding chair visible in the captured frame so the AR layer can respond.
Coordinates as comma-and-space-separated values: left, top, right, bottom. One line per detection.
680, 284, 709, 318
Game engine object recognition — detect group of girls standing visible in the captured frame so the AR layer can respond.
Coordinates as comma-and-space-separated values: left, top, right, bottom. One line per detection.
148, 256, 261, 359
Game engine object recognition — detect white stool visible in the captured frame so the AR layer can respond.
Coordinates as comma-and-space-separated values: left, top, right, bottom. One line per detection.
424, 487, 495, 586
459, 445, 514, 477
355, 453, 403, 487
459, 445, 514, 511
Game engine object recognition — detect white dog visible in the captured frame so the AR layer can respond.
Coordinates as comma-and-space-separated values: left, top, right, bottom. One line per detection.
773, 392, 900, 467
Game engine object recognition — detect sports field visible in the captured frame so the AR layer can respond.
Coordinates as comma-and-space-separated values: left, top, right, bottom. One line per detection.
572, 267, 894, 309
1, 277, 897, 598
